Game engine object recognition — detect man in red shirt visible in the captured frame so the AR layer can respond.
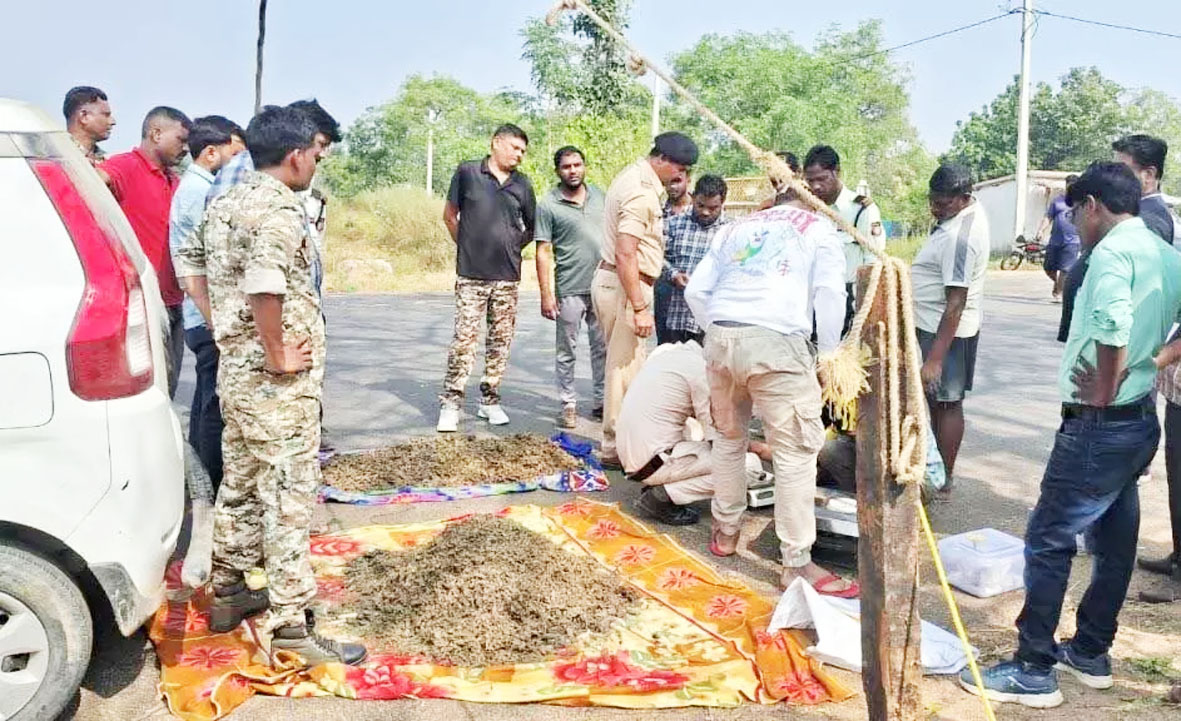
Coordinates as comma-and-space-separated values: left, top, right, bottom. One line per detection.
100, 106, 192, 397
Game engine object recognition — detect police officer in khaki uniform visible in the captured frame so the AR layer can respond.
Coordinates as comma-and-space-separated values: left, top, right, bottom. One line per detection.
201, 105, 365, 667
593, 132, 698, 466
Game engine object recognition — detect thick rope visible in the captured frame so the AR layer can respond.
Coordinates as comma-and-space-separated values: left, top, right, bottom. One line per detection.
546, 3, 992, 717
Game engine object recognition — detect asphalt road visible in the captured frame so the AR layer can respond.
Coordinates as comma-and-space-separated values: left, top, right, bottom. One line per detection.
64, 270, 1180, 721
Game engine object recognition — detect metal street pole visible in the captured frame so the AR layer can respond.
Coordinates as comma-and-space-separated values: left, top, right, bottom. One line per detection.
1014, 0, 1034, 240
426, 109, 439, 194
426, 127, 434, 194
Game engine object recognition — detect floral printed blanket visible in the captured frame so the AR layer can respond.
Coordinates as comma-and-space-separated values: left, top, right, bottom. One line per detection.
149, 500, 852, 720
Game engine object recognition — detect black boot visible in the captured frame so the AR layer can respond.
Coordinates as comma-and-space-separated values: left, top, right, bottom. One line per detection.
209, 580, 270, 633
271, 623, 368, 667
634, 486, 700, 526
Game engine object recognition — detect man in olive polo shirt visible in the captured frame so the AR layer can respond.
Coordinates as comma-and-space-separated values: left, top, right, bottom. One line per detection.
438, 124, 536, 432
536, 145, 607, 429
965, 162, 1181, 708
593, 132, 698, 466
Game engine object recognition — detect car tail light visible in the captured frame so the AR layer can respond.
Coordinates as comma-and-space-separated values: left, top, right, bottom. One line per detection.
29, 159, 154, 400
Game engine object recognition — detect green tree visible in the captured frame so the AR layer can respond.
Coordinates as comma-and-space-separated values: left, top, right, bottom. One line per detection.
1124, 89, 1181, 195
321, 75, 524, 196
947, 66, 1181, 190
667, 22, 934, 229
520, 0, 645, 117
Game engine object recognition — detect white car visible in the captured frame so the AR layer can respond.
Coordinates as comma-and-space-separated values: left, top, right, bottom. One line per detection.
0, 99, 185, 721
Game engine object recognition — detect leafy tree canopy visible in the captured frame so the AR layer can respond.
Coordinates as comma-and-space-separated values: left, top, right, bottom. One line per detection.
947, 67, 1181, 193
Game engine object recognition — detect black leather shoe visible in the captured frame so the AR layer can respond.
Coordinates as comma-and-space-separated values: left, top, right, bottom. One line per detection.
635, 486, 700, 526
1137, 553, 1179, 577
271, 624, 368, 667
209, 581, 270, 633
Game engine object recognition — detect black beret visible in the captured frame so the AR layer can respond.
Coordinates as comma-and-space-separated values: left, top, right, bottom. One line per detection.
652, 132, 699, 166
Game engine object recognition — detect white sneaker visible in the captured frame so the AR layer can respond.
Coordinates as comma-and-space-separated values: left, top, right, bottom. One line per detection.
437, 406, 459, 433
477, 404, 510, 426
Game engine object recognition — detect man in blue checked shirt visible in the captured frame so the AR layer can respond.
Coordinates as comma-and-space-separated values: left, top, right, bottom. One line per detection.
658, 175, 728, 346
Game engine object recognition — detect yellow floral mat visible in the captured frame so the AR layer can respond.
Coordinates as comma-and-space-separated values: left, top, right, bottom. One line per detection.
150, 500, 853, 719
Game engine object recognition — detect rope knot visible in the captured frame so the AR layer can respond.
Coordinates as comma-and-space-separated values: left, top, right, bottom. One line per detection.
545, 0, 579, 26
626, 53, 647, 76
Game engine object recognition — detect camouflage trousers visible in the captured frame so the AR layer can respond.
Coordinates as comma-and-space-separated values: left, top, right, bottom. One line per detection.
440, 277, 520, 407
210, 395, 321, 635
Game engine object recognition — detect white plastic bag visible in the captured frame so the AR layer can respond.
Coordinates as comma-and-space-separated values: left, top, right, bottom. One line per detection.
768, 578, 976, 676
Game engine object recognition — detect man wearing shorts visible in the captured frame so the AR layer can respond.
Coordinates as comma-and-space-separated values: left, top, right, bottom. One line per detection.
911, 164, 990, 495
1038, 174, 1080, 302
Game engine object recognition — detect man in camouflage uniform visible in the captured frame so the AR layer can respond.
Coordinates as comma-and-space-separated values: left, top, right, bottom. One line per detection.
195, 105, 365, 667
437, 124, 536, 432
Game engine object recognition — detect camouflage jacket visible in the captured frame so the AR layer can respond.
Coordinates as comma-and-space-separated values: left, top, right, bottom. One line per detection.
201, 171, 325, 424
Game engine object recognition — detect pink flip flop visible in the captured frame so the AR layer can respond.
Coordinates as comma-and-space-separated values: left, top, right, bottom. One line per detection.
812, 573, 860, 599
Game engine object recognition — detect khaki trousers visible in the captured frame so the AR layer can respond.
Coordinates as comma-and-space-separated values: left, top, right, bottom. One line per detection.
591, 267, 653, 456
705, 324, 824, 567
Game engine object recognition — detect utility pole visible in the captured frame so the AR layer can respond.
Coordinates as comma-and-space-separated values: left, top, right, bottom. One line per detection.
651, 73, 661, 140
254, 0, 267, 115
426, 109, 439, 194
1014, 0, 1034, 240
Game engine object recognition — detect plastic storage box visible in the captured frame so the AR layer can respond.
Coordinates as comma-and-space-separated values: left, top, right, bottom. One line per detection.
937, 528, 1025, 598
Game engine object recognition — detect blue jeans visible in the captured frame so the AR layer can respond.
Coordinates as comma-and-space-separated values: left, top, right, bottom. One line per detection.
1015, 406, 1159, 670
184, 326, 224, 490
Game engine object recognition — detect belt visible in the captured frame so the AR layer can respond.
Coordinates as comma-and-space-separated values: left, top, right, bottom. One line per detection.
1061, 398, 1155, 422
628, 453, 665, 482
599, 260, 657, 287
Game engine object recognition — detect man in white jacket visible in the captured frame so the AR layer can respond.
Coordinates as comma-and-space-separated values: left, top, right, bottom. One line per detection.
685, 192, 857, 598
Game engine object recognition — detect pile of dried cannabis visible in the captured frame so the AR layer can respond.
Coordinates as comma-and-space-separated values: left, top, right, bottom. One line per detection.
322, 434, 582, 492
342, 514, 638, 666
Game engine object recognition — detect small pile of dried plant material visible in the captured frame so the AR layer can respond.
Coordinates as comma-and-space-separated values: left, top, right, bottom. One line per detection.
322, 434, 582, 492
342, 514, 639, 666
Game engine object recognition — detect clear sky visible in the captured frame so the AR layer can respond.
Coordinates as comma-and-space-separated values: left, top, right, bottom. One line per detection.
3, 0, 1178, 156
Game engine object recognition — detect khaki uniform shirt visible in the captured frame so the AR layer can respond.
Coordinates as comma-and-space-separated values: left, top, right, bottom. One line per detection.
602, 159, 666, 279
201, 172, 325, 435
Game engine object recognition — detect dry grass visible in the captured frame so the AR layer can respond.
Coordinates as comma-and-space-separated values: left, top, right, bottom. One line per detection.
321, 434, 582, 492
342, 514, 638, 666
324, 185, 539, 293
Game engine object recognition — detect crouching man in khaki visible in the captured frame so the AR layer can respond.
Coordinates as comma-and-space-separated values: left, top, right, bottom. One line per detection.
616, 340, 769, 525
685, 192, 859, 598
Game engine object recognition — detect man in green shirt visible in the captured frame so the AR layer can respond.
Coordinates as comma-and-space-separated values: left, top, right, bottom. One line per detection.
965, 162, 1181, 708
535, 146, 607, 429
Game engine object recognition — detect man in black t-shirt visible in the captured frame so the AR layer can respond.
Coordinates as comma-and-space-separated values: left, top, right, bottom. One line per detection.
437, 124, 536, 432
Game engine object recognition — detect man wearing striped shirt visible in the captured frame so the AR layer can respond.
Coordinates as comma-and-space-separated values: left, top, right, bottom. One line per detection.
910, 164, 990, 495
659, 175, 728, 346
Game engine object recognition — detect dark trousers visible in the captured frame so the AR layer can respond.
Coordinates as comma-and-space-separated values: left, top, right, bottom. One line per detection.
1015, 406, 1159, 670
184, 326, 224, 490
660, 328, 705, 346
166, 305, 185, 399
653, 279, 674, 345
842, 282, 856, 337
1165, 401, 1181, 557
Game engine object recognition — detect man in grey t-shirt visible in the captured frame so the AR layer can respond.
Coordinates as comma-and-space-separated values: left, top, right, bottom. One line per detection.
536, 146, 607, 429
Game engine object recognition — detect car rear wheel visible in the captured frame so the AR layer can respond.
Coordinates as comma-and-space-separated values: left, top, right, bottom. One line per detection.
0, 544, 93, 721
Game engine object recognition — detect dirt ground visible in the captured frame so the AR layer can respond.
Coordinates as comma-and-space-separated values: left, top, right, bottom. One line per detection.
68, 273, 1180, 721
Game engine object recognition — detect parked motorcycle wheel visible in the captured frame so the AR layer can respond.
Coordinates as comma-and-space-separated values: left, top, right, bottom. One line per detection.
1000, 251, 1023, 270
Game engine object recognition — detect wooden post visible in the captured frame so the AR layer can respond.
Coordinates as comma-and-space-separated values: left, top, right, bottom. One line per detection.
855, 266, 922, 720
